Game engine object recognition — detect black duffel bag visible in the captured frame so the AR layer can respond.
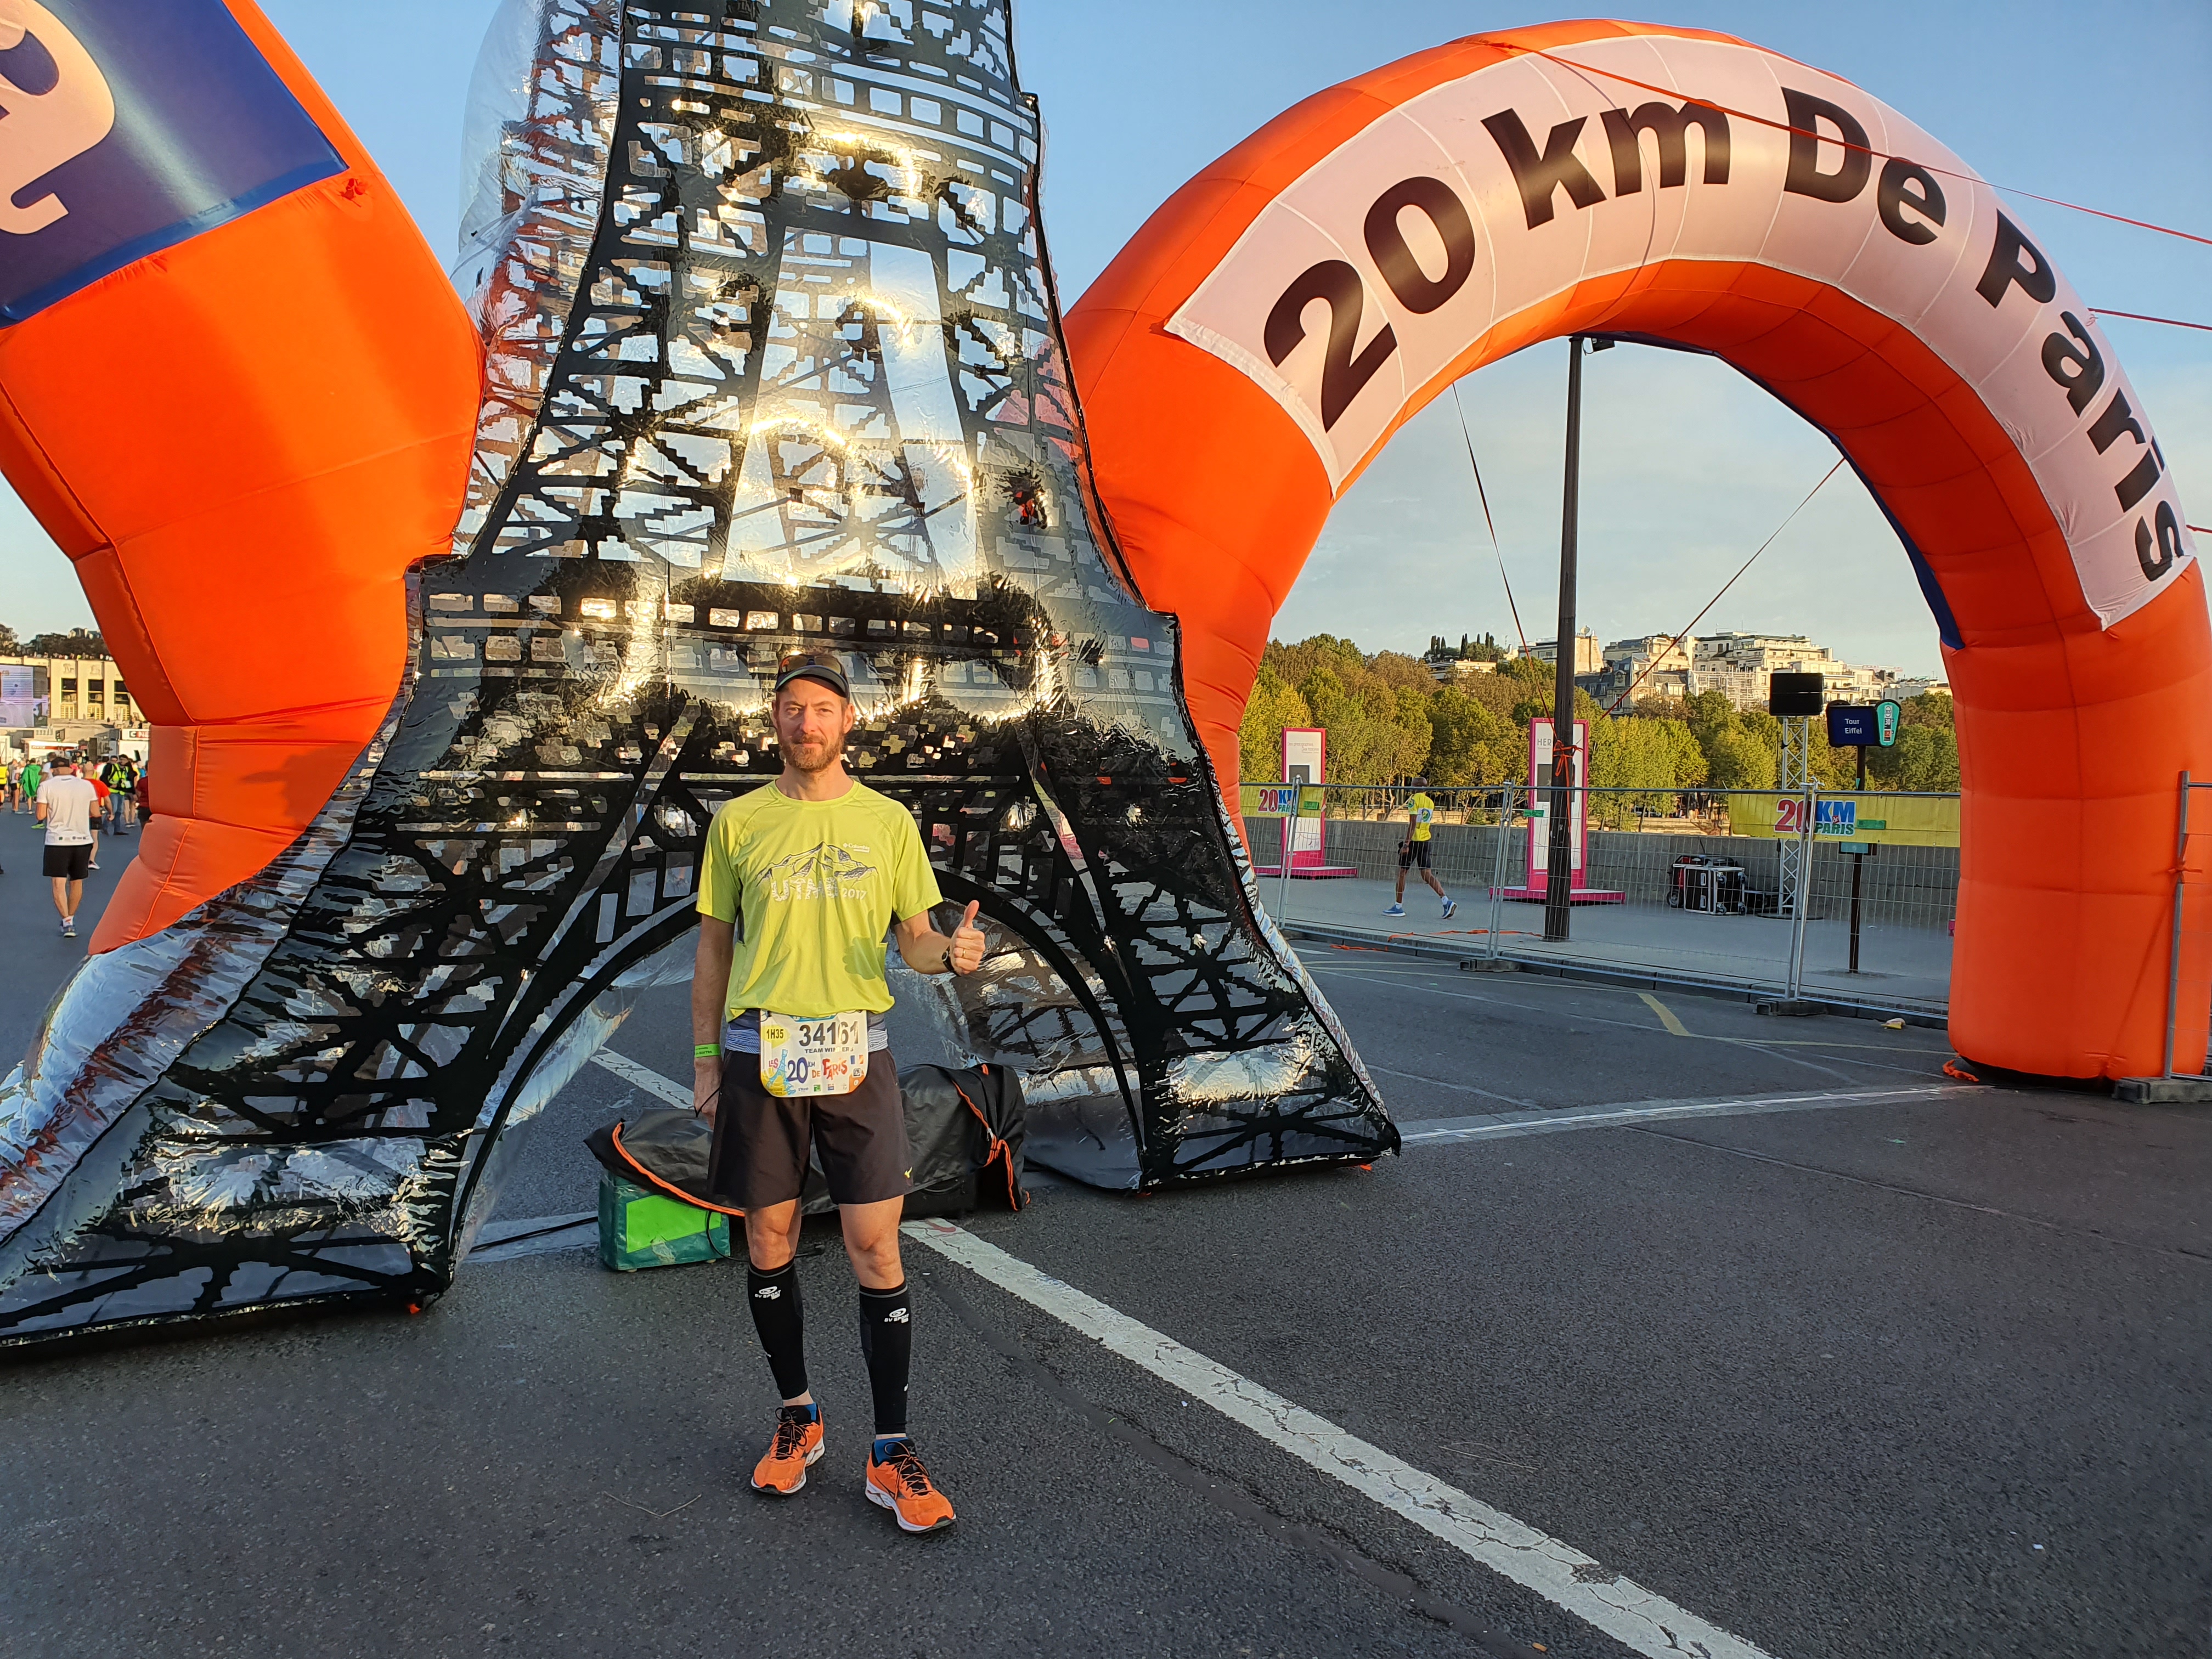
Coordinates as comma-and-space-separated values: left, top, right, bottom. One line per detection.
900, 1062, 1029, 1217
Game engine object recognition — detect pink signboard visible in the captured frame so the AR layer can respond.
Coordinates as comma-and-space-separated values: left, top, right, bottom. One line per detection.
1281, 727, 1326, 872
1527, 717, 1588, 885
1254, 727, 1356, 879
1494, 718, 1623, 904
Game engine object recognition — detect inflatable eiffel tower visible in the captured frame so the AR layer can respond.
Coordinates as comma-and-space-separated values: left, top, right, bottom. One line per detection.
0, 0, 1392, 1347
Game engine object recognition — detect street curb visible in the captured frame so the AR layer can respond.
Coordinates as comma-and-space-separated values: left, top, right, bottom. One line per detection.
1282, 921, 1950, 1030
2111, 1075, 2212, 1105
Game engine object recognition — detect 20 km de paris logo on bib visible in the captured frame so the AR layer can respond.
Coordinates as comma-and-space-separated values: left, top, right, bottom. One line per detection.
759, 1013, 870, 1099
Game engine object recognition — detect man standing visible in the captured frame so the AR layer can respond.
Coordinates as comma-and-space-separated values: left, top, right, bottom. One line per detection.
1385, 777, 1455, 920
693, 650, 984, 1532
19, 754, 41, 816
36, 755, 101, 939
101, 756, 133, 834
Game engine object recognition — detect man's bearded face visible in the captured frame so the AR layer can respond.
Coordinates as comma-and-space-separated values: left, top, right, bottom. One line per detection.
775, 681, 854, 773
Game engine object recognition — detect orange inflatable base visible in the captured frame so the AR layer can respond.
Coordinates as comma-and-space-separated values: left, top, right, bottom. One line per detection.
95, 815, 302, 951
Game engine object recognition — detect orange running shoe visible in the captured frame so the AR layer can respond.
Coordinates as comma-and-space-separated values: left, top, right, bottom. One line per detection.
864, 1437, 956, 1532
750, 1405, 824, 1496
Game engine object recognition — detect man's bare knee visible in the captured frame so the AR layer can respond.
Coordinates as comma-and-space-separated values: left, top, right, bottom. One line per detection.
744, 1203, 802, 1270
839, 1203, 904, 1288
849, 1236, 902, 1287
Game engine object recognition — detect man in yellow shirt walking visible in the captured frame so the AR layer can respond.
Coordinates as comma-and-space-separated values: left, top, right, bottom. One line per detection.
692, 650, 985, 1532
1385, 777, 1455, 921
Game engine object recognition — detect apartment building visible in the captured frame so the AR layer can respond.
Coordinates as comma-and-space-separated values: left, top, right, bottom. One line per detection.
1522, 631, 1605, 674
1582, 633, 1697, 704
1686, 633, 1889, 710
1426, 656, 1499, 685
0, 653, 143, 733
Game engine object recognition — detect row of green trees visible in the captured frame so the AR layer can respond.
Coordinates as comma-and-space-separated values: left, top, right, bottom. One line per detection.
1238, 635, 1960, 799
0, 624, 108, 658
1427, 632, 1510, 662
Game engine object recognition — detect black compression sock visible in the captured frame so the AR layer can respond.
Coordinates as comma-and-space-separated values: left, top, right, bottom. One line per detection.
856, 1280, 913, 1437
747, 1260, 808, 1401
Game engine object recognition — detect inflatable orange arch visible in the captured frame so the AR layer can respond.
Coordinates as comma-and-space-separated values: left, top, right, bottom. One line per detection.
0, 1, 480, 952
1068, 19, 2212, 1082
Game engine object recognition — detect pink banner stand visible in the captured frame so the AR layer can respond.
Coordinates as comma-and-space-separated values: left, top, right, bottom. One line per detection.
1492, 717, 1624, 905
1254, 726, 1356, 879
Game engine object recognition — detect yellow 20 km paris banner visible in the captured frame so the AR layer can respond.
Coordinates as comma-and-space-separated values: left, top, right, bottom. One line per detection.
1726, 793, 1960, 848
1240, 785, 1325, 820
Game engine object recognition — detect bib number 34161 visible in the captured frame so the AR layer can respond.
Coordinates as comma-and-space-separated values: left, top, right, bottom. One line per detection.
759, 1013, 868, 1098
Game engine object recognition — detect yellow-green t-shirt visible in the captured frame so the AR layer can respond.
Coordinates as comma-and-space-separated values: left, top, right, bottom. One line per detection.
1407, 792, 1435, 841
695, 781, 944, 1020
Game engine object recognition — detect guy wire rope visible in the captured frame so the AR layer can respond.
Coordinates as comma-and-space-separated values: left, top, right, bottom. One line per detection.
1603, 458, 1848, 716
1450, 380, 1528, 656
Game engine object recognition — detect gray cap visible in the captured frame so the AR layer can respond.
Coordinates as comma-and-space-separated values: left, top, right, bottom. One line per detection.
773, 650, 850, 700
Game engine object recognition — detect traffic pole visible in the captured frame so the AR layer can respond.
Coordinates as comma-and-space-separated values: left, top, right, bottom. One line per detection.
1543, 336, 1586, 943
1849, 743, 1865, 973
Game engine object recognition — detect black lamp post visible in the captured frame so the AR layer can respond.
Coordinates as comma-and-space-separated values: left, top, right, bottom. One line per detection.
1543, 335, 1610, 940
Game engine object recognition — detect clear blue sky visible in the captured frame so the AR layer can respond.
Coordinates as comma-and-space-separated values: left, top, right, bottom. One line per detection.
7, 2, 2207, 680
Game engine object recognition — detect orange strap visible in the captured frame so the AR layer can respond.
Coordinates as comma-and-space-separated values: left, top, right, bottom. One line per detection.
609, 1121, 747, 1217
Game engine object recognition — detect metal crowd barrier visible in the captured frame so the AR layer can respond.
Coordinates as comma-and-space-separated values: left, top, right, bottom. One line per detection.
1241, 781, 1961, 1014
2130, 775, 2212, 1099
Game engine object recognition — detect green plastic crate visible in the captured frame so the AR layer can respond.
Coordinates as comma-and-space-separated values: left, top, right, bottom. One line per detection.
596, 1169, 732, 1272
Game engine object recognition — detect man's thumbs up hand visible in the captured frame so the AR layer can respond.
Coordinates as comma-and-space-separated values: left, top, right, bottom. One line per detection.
948, 899, 986, 975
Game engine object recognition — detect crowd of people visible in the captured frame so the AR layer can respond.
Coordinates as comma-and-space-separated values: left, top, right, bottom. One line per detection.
2, 749, 150, 939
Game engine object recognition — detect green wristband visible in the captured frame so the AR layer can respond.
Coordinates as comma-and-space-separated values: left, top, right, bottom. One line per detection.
694, 1042, 721, 1059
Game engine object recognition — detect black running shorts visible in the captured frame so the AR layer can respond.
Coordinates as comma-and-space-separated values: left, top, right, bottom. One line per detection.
708, 1046, 911, 1210
43, 843, 91, 881
1398, 839, 1431, 870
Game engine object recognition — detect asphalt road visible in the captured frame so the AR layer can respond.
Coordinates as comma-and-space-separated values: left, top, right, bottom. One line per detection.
3, 811, 2208, 1658
0, 803, 128, 1064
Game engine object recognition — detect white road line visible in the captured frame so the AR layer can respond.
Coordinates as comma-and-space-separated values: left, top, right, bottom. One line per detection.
472, 1083, 1972, 1269
478, 1211, 594, 1245
1364, 1060, 1537, 1109
471, 1212, 595, 1263
592, 1048, 692, 1107
906, 1216, 1779, 1659
551, 1053, 1949, 1647
1401, 1085, 1977, 1146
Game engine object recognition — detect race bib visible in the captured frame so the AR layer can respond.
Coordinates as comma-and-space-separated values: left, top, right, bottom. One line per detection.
758, 1012, 869, 1098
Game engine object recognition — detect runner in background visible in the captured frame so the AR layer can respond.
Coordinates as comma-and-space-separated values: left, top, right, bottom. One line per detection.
2, 755, 16, 813
1385, 778, 1455, 921
101, 756, 133, 834
83, 764, 109, 870
692, 648, 985, 1533
35, 756, 101, 939
18, 755, 41, 816
135, 765, 151, 823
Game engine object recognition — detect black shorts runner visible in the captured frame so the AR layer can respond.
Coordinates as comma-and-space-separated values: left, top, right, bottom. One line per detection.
43, 843, 91, 881
1398, 838, 1431, 870
708, 1043, 911, 1210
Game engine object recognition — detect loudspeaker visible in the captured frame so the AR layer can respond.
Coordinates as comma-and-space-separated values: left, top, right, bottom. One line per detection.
1769, 672, 1825, 716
